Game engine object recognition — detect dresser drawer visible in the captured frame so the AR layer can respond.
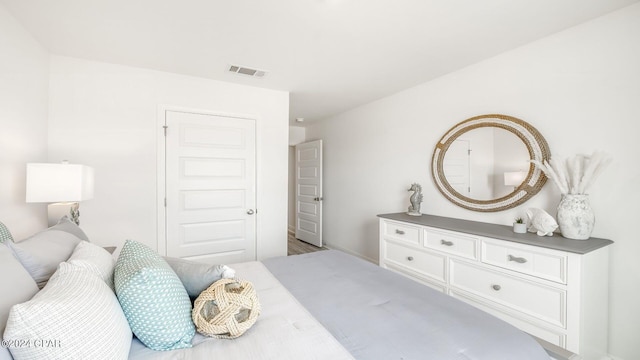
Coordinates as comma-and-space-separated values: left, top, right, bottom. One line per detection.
451, 290, 566, 348
450, 259, 566, 328
481, 240, 567, 284
383, 241, 445, 283
382, 220, 420, 245
423, 228, 477, 259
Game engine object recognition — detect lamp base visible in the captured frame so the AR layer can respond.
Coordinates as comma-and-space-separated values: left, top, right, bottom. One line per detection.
47, 202, 80, 226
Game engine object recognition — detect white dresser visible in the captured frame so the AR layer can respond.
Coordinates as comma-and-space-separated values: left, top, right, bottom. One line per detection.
378, 213, 613, 360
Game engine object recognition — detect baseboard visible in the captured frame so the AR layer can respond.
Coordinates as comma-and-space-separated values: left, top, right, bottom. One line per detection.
323, 243, 378, 265
287, 226, 295, 235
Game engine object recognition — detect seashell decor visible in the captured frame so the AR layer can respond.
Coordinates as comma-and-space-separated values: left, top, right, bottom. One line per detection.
526, 208, 558, 236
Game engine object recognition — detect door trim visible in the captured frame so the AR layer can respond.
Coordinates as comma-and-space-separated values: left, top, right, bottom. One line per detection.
294, 139, 323, 247
156, 104, 259, 256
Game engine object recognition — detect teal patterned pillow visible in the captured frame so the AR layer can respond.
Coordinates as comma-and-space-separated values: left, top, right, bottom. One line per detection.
0, 221, 13, 243
114, 240, 195, 351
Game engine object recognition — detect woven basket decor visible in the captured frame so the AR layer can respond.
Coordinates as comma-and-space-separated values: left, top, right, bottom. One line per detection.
192, 278, 261, 339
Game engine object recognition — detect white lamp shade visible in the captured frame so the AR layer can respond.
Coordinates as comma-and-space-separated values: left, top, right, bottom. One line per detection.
504, 171, 527, 187
26, 163, 94, 203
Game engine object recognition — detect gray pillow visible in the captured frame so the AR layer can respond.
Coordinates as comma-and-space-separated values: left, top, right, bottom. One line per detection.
163, 256, 235, 299
0, 221, 13, 243
6, 230, 82, 288
0, 244, 39, 335
50, 215, 89, 241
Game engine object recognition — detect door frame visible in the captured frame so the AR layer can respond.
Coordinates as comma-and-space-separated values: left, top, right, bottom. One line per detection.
294, 139, 323, 247
156, 105, 260, 256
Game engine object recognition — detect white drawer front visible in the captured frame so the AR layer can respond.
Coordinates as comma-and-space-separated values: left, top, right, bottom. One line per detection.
424, 228, 477, 259
450, 259, 566, 328
481, 240, 567, 284
382, 221, 420, 245
384, 241, 446, 283
450, 290, 566, 348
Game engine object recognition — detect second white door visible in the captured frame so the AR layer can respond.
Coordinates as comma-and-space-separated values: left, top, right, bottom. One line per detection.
295, 140, 323, 247
164, 110, 256, 264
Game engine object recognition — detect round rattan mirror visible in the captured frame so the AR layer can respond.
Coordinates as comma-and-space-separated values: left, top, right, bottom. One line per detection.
431, 114, 550, 212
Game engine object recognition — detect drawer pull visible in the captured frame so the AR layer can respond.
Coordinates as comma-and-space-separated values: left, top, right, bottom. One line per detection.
492, 284, 502, 291
395, 229, 406, 235
407, 256, 414, 261
507, 255, 528, 264
440, 239, 454, 246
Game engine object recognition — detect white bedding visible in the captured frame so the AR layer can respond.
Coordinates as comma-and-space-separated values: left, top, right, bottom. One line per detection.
127, 261, 354, 360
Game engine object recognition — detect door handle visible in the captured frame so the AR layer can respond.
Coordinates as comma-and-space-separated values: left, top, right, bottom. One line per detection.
247, 209, 255, 215
313, 197, 324, 201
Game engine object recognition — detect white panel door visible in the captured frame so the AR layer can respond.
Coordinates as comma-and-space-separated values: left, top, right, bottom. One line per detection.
165, 110, 256, 264
443, 139, 470, 196
295, 140, 323, 247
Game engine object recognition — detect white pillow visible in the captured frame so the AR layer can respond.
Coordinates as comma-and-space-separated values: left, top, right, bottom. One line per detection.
68, 241, 116, 290
4, 262, 132, 360
6, 230, 82, 288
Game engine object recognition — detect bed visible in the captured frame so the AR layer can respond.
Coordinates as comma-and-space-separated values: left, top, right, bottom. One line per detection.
1, 219, 552, 360
129, 250, 550, 360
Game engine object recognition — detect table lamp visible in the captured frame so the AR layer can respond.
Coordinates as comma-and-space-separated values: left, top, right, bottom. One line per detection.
26, 161, 94, 226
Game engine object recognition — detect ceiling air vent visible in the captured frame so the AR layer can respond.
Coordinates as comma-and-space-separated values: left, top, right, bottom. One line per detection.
227, 65, 266, 78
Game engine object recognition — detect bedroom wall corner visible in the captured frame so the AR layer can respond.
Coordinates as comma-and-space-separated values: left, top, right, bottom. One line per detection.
0, 3, 50, 239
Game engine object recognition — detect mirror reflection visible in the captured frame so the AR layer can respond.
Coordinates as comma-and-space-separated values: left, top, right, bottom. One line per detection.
442, 127, 529, 201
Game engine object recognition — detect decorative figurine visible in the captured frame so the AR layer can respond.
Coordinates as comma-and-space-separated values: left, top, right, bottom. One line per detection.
526, 208, 558, 236
407, 183, 423, 216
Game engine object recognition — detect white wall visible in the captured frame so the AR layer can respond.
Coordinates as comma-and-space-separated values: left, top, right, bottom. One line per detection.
306, 4, 640, 359
289, 126, 306, 146
0, 4, 49, 239
47, 56, 289, 260
288, 126, 307, 232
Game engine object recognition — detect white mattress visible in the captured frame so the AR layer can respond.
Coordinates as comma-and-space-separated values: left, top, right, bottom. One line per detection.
128, 261, 354, 360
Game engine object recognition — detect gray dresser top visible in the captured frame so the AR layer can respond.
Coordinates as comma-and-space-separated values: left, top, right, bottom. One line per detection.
378, 213, 613, 254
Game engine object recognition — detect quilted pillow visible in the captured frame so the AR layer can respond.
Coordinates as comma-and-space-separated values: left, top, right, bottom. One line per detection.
6, 229, 82, 288
115, 240, 195, 351
4, 262, 132, 360
68, 240, 116, 290
0, 221, 12, 243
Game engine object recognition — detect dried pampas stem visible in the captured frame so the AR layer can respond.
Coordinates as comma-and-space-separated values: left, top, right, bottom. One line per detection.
549, 158, 569, 195
530, 151, 611, 195
577, 152, 612, 194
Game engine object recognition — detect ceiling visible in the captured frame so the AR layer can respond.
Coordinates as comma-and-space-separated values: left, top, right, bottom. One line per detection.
2, 0, 637, 125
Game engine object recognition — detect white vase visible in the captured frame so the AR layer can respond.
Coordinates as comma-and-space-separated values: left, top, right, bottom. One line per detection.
556, 194, 595, 240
